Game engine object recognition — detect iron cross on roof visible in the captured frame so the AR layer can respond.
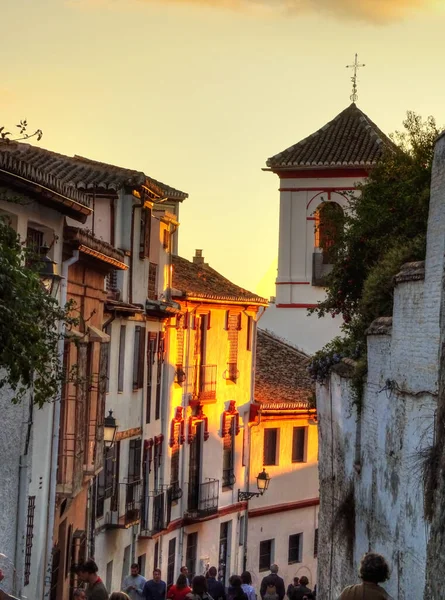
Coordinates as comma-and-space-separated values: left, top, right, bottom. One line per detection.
346, 53, 365, 103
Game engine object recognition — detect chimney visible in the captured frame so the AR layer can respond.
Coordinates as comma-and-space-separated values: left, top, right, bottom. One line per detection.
193, 249, 205, 265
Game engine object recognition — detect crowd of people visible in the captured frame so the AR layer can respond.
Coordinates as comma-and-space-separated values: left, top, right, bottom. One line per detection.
67, 551, 391, 600
71, 561, 316, 600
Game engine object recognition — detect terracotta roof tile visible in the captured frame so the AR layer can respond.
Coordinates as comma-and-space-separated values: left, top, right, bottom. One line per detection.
255, 329, 314, 406
267, 103, 395, 170
171, 255, 267, 305
0, 142, 187, 200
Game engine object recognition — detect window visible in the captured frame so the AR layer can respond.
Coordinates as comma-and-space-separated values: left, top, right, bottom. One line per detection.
263, 428, 278, 466
154, 541, 159, 571
167, 537, 176, 587
222, 417, 236, 488
138, 554, 146, 578
139, 207, 151, 259
170, 423, 180, 487
106, 561, 113, 593
146, 333, 157, 423
132, 326, 146, 390
239, 515, 245, 546
315, 202, 344, 264
226, 312, 241, 382
24, 496, 36, 585
154, 437, 163, 491
246, 315, 253, 352
105, 445, 117, 499
292, 427, 307, 463
259, 539, 273, 572
175, 314, 186, 384
314, 528, 318, 558
163, 229, 171, 251
288, 533, 302, 564
96, 468, 106, 518
105, 325, 111, 393
26, 227, 44, 256
186, 532, 198, 579
155, 333, 165, 420
148, 263, 158, 299
128, 439, 142, 482
118, 325, 126, 392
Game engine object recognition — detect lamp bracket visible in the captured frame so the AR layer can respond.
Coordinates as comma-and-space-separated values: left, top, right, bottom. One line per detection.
238, 490, 263, 502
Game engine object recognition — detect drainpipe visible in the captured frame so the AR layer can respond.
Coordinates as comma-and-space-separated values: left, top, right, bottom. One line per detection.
43, 250, 80, 600
242, 305, 266, 572
14, 387, 33, 598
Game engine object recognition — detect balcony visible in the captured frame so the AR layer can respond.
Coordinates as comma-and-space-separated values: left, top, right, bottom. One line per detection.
222, 468, 236, 488
185, 479, 219, 521
183, 365, 217, 403
140, 487, 174, 538
105, 481, 141, 529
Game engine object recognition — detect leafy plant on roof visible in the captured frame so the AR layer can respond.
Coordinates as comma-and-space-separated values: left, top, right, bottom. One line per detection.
0, 215, 75, 407
309, 112, 439, 385
0, 119, 43, 143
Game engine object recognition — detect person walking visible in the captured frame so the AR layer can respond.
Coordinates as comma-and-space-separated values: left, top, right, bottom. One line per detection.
143, 569, 167, 600
289, 577, 311, 600
168, 574, 192, 600
240, 572, 256, 600
122, 563, 147, 599
78, 560, 109, 600
260, 565, 285, 600
186, 576, 213, 600
338, 553, 392, 599
286, 578, 299, 599
206, 567, 226, 600
180, 567, 191, 587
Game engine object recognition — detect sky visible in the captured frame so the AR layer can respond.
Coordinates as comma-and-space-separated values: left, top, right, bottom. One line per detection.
2, 0, 444, 298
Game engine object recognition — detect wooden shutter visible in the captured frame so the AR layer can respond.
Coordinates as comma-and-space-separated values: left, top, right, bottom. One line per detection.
138, 327, 146, 389
292, 427, 306, 463
118, 325, 126, 392
133, 326, 141, 390
140, 207, 152, 259
263, 428, 278, 466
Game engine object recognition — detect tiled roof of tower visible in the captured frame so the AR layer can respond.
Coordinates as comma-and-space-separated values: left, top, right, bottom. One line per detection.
255, 329, 314, 406
171, 255, 268, 305
266, 103, 395, 170
0, 142, 187, 200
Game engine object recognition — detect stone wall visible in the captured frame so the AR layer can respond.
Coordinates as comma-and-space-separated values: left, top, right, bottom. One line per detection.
316, 131, 445, 599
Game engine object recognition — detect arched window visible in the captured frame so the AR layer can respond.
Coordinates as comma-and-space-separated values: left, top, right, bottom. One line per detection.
315, 202, 344, 264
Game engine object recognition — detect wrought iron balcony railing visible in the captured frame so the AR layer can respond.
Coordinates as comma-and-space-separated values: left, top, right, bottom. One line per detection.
186, 479, 219, 520
183, 365, 217, 402
105, 480, 141, 529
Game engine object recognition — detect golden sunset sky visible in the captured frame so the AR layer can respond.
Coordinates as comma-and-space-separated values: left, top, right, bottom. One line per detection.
2, 0, 444, 297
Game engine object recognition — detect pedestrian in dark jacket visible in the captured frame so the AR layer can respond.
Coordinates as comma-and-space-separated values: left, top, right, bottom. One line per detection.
143, 570, 167, 600
228, 576, 248, 600
206, 568, 226, 600
286, 579, 299, 599
259, 565, 285, 600
289, 577, 311, 600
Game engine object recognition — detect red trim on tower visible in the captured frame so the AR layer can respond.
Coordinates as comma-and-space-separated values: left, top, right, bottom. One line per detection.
248, 497, 319, 518
276, 303, 319, 309
277, 168, 369, 179
276, 281, 310, 286
279, 186, 358, 192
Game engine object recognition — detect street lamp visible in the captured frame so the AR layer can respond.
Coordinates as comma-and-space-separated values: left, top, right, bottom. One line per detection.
238, 469, 271, 502
104, 410, 118, 449
38, 245, 62, 298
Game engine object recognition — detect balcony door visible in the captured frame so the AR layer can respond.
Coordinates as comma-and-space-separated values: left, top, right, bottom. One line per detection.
188, 421, 203, 512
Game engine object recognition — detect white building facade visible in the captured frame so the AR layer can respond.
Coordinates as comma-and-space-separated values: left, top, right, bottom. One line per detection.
261, 103, 394, 354
0, 145, 92, 600
246, 331, 318, 590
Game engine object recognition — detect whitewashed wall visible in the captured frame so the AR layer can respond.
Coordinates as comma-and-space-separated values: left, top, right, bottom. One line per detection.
316, 132, 445, 599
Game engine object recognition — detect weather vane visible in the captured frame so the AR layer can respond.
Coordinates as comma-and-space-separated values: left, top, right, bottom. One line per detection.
346, 53, 365, 103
